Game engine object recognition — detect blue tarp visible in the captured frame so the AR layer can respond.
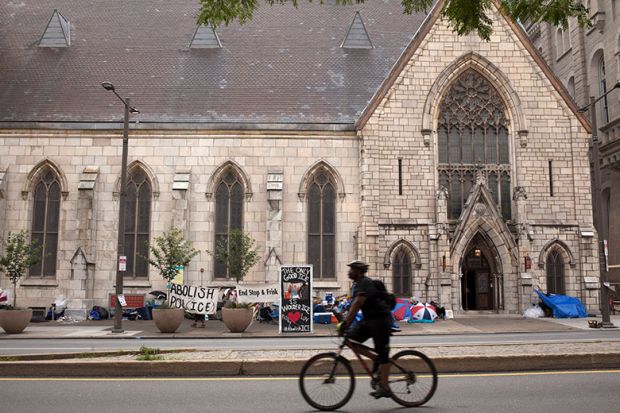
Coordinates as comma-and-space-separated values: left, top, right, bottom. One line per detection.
535, 290, 587, 318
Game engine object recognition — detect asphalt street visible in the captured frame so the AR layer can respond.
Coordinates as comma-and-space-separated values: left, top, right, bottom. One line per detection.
2, 330, 620, 355
1, 370, 619, 413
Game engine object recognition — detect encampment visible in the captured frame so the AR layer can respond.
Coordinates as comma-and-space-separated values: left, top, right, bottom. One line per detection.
535, 289, 587, 318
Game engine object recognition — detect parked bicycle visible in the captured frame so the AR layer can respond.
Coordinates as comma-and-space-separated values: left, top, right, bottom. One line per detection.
299, 330, 438, 411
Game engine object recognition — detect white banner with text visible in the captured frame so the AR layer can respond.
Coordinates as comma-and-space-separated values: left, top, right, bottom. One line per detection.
169, 284, 219, 315
236, 283, 280, 304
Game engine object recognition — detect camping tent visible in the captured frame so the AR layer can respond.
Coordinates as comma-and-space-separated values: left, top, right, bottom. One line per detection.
535, 289, 587, 318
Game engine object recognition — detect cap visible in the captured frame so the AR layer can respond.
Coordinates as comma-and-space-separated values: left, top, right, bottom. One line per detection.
347, 260, 369, 272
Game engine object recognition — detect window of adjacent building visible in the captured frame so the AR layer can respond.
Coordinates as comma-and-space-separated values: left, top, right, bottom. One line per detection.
437, 69, 512, 220
30, 170, 60, 277
567, 76, 576, 100
546, 249, 565, 294
124, 168, 151, 278
307, 171, 336, 279
599, 55, 610, 124
214, 171, 244, 279
392, 248, 412, 297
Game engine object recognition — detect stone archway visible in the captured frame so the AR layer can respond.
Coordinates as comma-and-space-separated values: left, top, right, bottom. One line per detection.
460, 233, 501, 310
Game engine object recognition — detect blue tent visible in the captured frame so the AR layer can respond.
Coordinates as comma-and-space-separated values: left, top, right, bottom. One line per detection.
535, 289, 587, 318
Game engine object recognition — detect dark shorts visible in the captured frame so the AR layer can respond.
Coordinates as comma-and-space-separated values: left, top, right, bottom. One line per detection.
348, 316, 391, 364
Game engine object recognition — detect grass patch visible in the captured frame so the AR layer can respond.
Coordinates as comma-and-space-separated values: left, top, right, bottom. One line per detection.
136, 345, 163, 361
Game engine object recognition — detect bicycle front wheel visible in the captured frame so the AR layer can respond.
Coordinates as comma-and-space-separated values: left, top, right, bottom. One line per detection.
388, 349, 438, 407
299, 353, 355, 411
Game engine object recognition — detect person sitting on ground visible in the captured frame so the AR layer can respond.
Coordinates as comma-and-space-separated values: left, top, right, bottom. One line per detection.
192, 313, 206, 328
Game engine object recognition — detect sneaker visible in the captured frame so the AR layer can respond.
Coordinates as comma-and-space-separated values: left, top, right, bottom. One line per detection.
370, 387, 391, 399
391, 326, 401, 332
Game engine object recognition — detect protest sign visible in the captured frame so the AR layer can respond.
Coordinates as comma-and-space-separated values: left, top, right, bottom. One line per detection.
279, 265, 313, 333
236, 283, 280, 304
169, 283, 218, 315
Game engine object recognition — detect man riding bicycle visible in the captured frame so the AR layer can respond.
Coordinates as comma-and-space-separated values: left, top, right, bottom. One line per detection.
341, 260, 392, 399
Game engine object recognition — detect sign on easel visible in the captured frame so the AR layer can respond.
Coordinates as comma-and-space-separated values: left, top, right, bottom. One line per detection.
279, 265, 313, 333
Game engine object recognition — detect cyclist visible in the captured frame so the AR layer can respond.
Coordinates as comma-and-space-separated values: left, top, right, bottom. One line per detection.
341, 260, 393, 399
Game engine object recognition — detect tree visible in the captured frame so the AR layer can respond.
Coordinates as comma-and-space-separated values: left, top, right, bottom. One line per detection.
0, 231, 41, 308
209, 228, 260, 283
197, 0, 591, 41
144, 228, 199, 296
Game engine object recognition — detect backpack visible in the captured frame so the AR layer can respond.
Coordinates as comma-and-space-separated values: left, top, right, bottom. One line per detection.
373, 279, 397, 310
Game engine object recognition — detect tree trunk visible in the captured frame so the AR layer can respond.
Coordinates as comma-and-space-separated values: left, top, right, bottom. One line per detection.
12, 279, 17, 307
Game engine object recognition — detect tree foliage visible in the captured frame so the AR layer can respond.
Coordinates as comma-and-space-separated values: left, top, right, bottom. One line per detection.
197, 0, 591, 41
209, 228, 260, 283
144, 228, 199, 283
0, 231, 41, 307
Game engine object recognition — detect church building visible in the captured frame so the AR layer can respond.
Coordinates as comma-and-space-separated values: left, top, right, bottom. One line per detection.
0, 0, 600, 316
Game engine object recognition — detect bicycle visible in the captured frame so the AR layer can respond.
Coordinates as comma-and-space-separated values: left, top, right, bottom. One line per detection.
299, 330, 438, 411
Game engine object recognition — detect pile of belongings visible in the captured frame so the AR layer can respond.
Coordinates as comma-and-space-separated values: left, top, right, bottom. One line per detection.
535, 289, 587, 318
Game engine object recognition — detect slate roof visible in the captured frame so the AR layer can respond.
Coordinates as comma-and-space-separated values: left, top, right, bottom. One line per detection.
0, 0, 428, 128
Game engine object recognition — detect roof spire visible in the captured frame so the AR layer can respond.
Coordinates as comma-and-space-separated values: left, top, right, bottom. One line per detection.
189, 24, 222, 49
39, 9, 70, 48
341, 11, 373, 49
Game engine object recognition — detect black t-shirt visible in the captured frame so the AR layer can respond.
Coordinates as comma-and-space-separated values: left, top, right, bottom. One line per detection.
353, 276, 391, 320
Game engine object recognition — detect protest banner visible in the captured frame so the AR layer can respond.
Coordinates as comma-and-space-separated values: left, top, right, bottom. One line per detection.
236, 283, 280, 304
279, 265, 313, 333
169, 283, 218, 315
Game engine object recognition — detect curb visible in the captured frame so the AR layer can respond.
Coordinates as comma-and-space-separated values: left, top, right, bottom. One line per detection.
2, 353, 620, 377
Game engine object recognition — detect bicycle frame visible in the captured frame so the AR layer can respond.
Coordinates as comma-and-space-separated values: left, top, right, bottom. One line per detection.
333, 334, 409, 379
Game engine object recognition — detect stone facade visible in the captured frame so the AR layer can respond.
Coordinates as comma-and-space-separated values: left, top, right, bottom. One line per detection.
0, 1, 601, 316
528, 1, 620, 297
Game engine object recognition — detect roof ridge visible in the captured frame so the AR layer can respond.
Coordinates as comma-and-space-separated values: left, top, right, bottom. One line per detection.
341, 11, 373, 49
39, 9, 70, 48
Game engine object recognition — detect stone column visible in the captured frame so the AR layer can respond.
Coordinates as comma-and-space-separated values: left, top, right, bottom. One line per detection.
513, 186, 533, 313
265, 172, 283, 283
435, 186, 453, 311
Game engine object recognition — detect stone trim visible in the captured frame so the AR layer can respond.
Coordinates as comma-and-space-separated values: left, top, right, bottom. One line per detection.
205, 160, 253, 200
538, 239, 576, 269
297, 159, 346, 200
383, 239, 422, 270
21, 158, 69, 200
113, 160, 160, 199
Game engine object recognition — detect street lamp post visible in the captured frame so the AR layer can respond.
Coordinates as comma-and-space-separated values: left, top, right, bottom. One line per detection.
580, 80, 620, 328
101, 82, 139, 333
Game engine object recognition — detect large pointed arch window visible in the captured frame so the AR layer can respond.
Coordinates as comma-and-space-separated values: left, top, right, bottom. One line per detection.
307, 171, 336, 279
546, 249, 565, 294
392, 248, 412, 296
214, 171, 244, 279
438, 69, 512, 220
30, 170, 61, 277
124, 168, 151, 278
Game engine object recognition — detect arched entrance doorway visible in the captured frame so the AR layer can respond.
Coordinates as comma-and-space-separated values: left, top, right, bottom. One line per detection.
461, 234, 498, 310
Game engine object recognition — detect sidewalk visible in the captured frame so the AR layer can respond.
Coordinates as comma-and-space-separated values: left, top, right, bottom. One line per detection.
2, 313, 614, 339
2, 315, 620, 377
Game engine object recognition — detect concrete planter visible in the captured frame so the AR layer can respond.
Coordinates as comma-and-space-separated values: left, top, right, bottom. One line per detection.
152, 308, 184, 333
222, 307, 254, 333
0, 309, 33, 334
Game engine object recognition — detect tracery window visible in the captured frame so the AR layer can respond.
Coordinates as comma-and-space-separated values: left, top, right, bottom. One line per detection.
546, 249, 565, 294
214, 171, 244, 279
437, 69, 511, 220
124, 168, 151, 278
307, 171, 336, 279
30, 170, 60, 277
392, 248, 412, 297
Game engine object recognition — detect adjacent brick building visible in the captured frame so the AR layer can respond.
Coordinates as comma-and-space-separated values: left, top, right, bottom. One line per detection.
0, 0, 600, 316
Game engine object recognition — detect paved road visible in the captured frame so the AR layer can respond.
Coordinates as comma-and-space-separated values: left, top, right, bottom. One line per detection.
1, 370, 619, 412
2, 330, 620, 355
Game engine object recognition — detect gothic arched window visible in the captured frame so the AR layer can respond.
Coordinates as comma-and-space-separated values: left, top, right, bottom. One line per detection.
30, 170, 61, 277
124, 168, 151, 278
307, 171, 336, 279
438, 69, 511, 220
214, 171, 244, 279
598, 55, 609, 125
546, 249, 565, 294
392, 249, 412, 296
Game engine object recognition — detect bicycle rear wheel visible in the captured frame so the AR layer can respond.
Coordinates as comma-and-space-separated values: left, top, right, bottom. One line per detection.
299, 353, 355, 411
388, 349, 438, 407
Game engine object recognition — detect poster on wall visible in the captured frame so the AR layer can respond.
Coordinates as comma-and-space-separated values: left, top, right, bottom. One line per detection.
279, 265, 313, 333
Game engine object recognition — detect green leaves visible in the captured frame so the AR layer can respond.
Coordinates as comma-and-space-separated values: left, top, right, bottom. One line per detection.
209, 228, 259, 282
143, 228, 199, 282
0, 230, 41, 307
196, 0, 592, 41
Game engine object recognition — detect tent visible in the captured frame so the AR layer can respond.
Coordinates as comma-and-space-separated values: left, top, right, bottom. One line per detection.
535, 289, 587, 318
392, 298, 413, 321
408, 303, 437, 323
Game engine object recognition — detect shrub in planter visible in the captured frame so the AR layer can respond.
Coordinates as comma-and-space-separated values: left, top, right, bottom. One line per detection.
0, 230, 41, 334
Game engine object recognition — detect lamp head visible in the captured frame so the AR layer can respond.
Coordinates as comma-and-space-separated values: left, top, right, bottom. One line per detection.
614, 81, 620, 91
101, 81, 115, 91
129, 107, 140, 115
